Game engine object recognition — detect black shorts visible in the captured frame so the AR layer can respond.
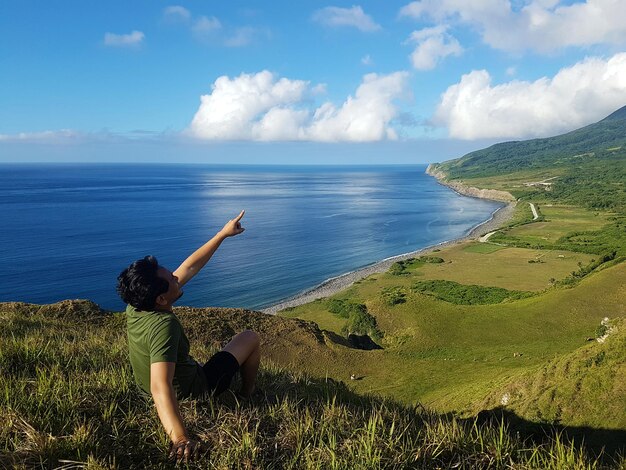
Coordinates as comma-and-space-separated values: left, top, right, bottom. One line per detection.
199, 351, 240, 396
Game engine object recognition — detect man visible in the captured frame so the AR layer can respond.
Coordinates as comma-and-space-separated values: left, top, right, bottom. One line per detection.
116, 210, 260, 462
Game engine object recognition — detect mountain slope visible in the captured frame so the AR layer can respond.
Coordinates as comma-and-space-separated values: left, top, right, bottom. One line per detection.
437, 104, 626, 180
479, 317, 626, 430
432, 105, 626, 212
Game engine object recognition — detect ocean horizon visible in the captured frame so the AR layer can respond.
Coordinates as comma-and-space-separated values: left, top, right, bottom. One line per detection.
0, 163, 502, 311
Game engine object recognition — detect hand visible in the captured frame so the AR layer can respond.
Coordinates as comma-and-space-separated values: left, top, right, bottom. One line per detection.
219, 210, 246, 238
169, 438, 208, 463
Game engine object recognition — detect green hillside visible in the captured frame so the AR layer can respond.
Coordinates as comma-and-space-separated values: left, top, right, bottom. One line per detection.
438, 105, 626, 178
479, 317, 626, 431
2, 300, 624, 468
435, 106, 626, 212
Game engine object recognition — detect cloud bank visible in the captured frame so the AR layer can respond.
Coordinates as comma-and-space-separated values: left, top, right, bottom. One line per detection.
435, 52, 626, 139
0, 129, 81, 143
312, 6, 381, 32
188, 70, 409, 142
400, 0, 626, 53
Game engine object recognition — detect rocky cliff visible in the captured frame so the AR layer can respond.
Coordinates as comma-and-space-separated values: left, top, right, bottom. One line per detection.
426, 163, 515, 203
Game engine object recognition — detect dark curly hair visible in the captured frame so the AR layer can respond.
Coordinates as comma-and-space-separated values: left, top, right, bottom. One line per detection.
117, 255, 169, 311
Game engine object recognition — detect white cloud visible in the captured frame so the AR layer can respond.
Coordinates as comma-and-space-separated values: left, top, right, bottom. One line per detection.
224, 27, 268, 47
192, 16, 222, 40
406, 25, 463, 70
361, 54, 374, 65
505, 66, 517, 76
103, 30, 145, 48
399, 0, 626, 53
434, 52, 626, 139
311, 83, 328, 95
312, 6, 381, 32
188, 70, 409, 142
164, 7, 266, 47
163, 5, 191, 22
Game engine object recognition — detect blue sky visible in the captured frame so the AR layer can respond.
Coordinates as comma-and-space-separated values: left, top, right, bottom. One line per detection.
1, 0, 626, 163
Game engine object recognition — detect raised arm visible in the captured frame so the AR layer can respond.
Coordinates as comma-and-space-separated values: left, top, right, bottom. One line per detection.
173, 210, 246, 287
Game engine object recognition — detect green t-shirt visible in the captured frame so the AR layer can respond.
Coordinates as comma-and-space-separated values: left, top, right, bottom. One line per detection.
126, 305, 207, 399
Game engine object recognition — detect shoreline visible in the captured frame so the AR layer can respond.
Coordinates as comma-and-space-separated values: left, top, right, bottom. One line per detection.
262, 169, 516, 315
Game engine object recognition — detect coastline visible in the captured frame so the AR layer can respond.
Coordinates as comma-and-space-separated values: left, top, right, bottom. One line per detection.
262, 167, 516, 315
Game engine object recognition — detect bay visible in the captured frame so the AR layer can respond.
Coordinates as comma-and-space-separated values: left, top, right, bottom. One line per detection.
0, 163, 502, 311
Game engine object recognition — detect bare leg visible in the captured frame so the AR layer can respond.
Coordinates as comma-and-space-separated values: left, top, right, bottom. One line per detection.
222, 330, 260, 397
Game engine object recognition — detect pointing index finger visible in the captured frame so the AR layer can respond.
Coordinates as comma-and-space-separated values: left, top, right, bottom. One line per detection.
234, 210, 245, 222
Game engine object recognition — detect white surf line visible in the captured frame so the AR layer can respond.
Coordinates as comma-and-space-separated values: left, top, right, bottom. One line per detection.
479, 231, 498, 243
530, 202, 539, 220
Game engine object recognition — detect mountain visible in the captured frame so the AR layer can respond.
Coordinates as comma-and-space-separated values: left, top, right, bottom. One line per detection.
602, 104, 626, 122
432, 105, 626, 212
437, 105, 626, 180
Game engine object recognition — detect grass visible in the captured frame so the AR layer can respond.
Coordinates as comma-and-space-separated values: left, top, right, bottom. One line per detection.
480, 317, 626, 430
4, 151, 625, 467
280, 193, 626, 436
493, 205, 613, 246
373, 244, 595, 292
1, 301, 623, 469
282, 261, 626, 415
463, 243, 508, 254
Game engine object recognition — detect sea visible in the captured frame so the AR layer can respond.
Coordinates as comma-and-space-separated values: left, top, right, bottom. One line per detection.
0, 164, 503, 311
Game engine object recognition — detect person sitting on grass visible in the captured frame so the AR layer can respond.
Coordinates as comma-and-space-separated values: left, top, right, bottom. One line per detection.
116, 210, 260, 463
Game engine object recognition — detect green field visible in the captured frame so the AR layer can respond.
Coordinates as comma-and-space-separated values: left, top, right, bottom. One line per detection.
499, 205, 613, 245
462, 243, 508, 254
280, 173, 626, 445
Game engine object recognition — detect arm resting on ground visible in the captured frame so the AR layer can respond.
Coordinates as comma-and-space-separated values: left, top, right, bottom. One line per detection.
150, 361, 188, 444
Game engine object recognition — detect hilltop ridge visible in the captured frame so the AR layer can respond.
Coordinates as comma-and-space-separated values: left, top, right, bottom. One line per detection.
602, 104, 626, 121
434, 104, 626, 187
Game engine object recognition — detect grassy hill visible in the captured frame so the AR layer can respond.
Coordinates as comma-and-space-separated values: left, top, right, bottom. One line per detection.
479, 317, 626, 431
437, 105, 626, 179
434, 106, 626, 212
282, 248, 626, 420
2, 300, 624, 468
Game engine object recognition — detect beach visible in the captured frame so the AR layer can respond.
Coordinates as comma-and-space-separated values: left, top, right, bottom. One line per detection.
262, 179, 516, 315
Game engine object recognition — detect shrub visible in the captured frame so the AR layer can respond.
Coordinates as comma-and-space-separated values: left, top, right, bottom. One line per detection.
389, 258, 417, 276
411, 280, 533, 305
327, 300, 383, 340
419, 256, 444, 264
389, 256, 443, 276
380, 287, 406, 306
327, 299, 367, 319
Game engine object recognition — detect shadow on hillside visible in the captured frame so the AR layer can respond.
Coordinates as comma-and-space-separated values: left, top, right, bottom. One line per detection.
218, 368, 625, 465
471, 407, 626, 459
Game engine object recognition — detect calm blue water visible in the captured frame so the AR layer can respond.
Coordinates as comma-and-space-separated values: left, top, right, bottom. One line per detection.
0, 164, 502, 311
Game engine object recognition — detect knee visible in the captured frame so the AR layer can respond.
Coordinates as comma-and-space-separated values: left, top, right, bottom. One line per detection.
240, 329, 260, 348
